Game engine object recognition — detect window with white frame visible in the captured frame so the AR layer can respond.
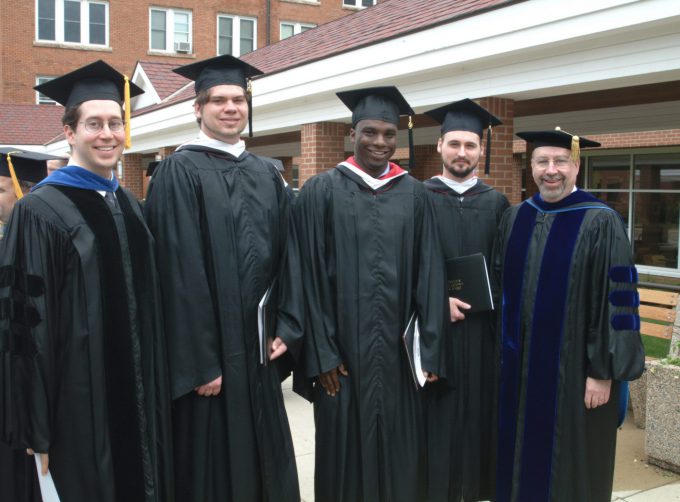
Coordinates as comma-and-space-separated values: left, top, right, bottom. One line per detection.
35, 77, 58, 105
280, 21, 315, 40
217, 15, 256, 56
149, 8, 192, 53
36, 0, 108, 46
343, 0, 376, 7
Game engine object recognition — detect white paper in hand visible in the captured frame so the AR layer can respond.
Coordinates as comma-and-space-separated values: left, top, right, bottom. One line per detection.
35, 455, 61, 502
413, 319, 427, 387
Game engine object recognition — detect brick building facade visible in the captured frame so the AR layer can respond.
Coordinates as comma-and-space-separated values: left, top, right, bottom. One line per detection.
0, 0, 381, 105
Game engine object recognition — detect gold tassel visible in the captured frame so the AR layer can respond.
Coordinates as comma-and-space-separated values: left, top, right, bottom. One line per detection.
6, 151, 24, 200
247, 78, 254, 138
571, 135, 580, 164
124, 75, 131, 149
555, 126, 580, 163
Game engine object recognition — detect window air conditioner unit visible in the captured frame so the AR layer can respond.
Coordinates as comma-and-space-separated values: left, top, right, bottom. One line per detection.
174, 41, 192, 53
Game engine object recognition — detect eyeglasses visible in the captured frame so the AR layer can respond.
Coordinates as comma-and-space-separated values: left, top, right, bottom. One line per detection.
533, 157, 572, 169
78, 119, 125, 134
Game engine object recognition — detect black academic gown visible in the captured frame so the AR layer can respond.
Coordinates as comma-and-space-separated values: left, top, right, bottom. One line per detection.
424, 177, 509, 502
0, 442, 40, 502
0, 185, 173, 502
493, 191, 645, 502
144, 146, 302, 502
295, 165, 448, 502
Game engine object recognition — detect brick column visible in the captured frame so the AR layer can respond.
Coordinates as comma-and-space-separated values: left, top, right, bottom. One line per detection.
478, 97, 519, 204
121, 152, 144, 200
299, 122, 347, 187
410, 144, 441, 181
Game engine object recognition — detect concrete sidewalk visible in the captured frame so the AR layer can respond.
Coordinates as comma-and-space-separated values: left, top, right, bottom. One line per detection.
282, 379, 680, 502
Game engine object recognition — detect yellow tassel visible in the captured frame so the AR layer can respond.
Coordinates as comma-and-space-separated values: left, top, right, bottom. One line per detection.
408, 115, 413, 130
6, 151, 24, 200
571, 135, 580, 164
247, 78, 253, 99
555, 126, 580, 163
124, 75, 131, 149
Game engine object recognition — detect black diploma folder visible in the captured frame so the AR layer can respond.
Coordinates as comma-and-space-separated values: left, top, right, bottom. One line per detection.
446, 253, 494, 313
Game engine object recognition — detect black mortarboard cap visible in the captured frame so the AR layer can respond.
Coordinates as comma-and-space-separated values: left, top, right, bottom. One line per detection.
33, 60, 143, 149
517, 127, 600, 163
336, 86, 414, 127
173, 54, 263, 93
336, 86, 416, 169
146, 160, 160, 177
425, 98, 503, 175
425, 99, 501, 137
33, 60, 143, 108
173, 54, 263, 138
0, 148, 66, 199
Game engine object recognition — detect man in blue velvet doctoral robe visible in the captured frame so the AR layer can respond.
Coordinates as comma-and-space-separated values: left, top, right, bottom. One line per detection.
493, 129, 645, 502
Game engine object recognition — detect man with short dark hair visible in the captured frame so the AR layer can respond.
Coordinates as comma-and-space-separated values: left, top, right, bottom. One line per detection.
493, 128, 645, 502
0, 60, 173, 502
294, 86, 448, 502
423, 99, 509, 502
144, 54, 302, 502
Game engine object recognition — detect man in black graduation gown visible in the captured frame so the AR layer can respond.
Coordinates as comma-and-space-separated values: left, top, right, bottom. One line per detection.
0, 61, 174, 502
144, 54, 302, 502
493, 128, 645, 502
295, 86, 448, 502
0, 148, 65, 502
423, 99, 509, 502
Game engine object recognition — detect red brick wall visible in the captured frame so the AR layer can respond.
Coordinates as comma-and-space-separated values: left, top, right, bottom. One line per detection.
121, 153, 144, 199
478, 97, 519, 204
0, 0, 368, 104
299, 121, 346, 185
411, 144, 441, 181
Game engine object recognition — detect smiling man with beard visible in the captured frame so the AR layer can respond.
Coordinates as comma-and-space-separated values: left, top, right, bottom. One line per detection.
294, 86, 448, 502
493, 128, 645, 502
422, 99, 509, 502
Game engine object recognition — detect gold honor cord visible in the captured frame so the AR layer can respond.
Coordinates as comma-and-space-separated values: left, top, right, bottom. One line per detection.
124, 75, 132, 149
6, 151, 25, 200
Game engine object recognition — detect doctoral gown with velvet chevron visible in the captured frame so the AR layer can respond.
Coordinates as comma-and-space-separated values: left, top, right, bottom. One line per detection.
424, 177, 509, 502
294, 165, 448, 502
144, 146, 302, 502
0, 184, 173, 502
492, 190, 645, 502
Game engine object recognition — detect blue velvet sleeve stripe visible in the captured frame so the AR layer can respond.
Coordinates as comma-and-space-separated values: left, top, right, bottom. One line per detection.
496, 202, 537, 502
609, 265, 638, 284
611, 313, 641, 331
609, 290, 640, 308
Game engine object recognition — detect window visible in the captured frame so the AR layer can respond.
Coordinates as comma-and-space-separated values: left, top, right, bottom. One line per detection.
217, 15, 256, 56
36, 0, 108, 45
578, 150, 680, 274
280, 21, 315, 40
36, 76, 58, 105
343, 0, 376, 7
149, 8, 192, 53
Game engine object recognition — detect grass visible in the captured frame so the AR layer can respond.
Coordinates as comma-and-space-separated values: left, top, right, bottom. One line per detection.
642, 334, 671, 359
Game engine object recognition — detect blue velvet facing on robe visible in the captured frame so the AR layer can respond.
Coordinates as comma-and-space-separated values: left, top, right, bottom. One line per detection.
497, 191, 621, 502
